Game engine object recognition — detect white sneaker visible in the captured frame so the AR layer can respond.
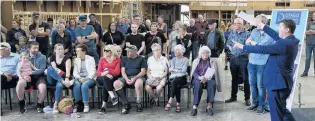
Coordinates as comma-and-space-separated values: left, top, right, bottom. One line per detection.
53, 106, 59, 114
83, 105, 89, 113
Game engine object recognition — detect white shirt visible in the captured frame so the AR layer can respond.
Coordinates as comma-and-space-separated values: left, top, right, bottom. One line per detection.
147, 56, 168, 77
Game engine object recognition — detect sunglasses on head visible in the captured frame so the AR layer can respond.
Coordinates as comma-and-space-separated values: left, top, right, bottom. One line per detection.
104, 49, 111, 52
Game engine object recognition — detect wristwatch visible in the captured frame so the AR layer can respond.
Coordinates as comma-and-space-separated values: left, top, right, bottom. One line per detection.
85, 36, 88, 39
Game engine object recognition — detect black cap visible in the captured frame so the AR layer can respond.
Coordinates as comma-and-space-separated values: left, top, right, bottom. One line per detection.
208, 19, 216, 25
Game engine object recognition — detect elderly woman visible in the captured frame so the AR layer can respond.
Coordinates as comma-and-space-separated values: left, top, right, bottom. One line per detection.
52, 23, 72, 56
96, 45, 121, 114
6, 19, 27, 53
145, 43, 168, 106
190, 46, 223, 116
45, 43, 72, 114
164, 44, 189, 113
73, 44, 96, 113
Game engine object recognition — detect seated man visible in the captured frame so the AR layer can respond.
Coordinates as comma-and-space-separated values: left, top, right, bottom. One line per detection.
113, 45, 147, 114
0, 42, 20, 114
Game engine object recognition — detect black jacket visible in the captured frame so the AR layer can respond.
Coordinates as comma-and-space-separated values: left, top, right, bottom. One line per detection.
6, 28, 27, 52
203, 28, 225, 55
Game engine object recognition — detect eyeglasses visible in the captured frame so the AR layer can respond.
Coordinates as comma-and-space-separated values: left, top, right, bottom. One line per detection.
104, 49, 111, 52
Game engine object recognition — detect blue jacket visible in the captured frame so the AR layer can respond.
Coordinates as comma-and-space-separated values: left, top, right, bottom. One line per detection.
30, 52, 47, 75
243, 25, 299, 91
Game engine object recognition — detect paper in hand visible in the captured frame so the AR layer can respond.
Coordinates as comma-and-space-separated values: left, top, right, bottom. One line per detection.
204, 67, 215, 79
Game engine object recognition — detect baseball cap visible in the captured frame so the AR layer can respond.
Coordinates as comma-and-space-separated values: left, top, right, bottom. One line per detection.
125, 45, 138, 52
79, 15, 87, 21
32, 12, 40, 17
0, 42, 11, 49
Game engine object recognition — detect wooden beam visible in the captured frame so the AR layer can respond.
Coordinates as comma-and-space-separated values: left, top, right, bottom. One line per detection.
86, 1, 91, 13
58, 1, 64, 12
110, 1, 114, 22
99, 0, 103, 27
76, 0, 81, 12
37, 0, 43, 11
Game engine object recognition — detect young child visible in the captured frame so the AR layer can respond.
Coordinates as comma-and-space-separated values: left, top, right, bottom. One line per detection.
17, 35, 28, 54
17, 52, 38, 83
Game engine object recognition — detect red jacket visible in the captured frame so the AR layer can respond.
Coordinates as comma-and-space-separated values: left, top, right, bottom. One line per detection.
97, 57, 121, 77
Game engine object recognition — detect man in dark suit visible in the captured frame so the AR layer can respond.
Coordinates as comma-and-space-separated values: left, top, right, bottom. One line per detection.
203, 19, 225, 57
233, 19, 298, 121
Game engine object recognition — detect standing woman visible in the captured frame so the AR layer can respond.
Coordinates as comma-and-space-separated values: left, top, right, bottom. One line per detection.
67, 18, 77, 43
52, 24, 72, 56
144, 22, 166, 57
164, 44, 189, 113
168, 21, 184, 59
45, 43, 72, 114
6, 19, 27, 53
96, 45, 121, 114
72, 44, 96, 113
102, 22, 125, 46
176, 25, 192, 59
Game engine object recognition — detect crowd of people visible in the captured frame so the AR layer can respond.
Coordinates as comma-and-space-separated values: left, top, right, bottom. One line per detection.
0, 10, 304, 121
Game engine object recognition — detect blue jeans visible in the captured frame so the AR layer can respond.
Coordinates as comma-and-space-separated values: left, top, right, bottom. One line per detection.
303, 44, 315, 74
192, 40, 199, 60
248, 63, 267, 108
73, 79, 95, 103
46, 66, 64, 102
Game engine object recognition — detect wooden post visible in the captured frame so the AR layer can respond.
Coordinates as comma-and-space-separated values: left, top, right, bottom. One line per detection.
86, 1, 91, 13
37, 0, 43, 12
99, 0, 103, 27
110, 0, 114, 22
76, 0, 81, 13
58, 1, 64, 12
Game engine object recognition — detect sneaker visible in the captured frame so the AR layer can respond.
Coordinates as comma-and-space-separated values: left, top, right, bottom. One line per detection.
53, 106, 59, 114
37, 103, 44, 113
256, 106, 265, 115
247, 105, 258, 112
136, 102, 143, 112
99, 107, 106, 114
73, 104, 78, 113
121, 104, 131, 114
111, 97, 118, 106
245, 100, 251, 106
19, 100, 27, 113
191, 109, 197, 116
206, 108, 214, 116
225, 98, 237, 103
83, 105, 89, 113
300, 73, 308, 77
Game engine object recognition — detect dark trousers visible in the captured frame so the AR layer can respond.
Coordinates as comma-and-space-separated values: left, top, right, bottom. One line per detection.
1, 75, 18, 89
267, 89, 296, 121
193, 79, 216, 106
97, 76, 116, 102
210, 49, 220, 57
230, 55, 250, 100
170, 76, 187, 103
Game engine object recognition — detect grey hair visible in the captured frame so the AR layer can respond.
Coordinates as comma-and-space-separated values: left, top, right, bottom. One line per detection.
256, 14, 268, 24
56, 23, 65, 29
151, 43, 161, 51
198, 46, 211, 58
174, 44, 185, 55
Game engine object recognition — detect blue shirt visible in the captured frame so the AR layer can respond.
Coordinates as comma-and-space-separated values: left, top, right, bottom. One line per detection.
75, 25, 96, 50
227, 30, 250, 56
248, 29, 275, 65
207, 31, 216, 49
224, 30, 231, 49
67, 27, 77, 42
118, 23, 129, 36
0, 53, 20, 75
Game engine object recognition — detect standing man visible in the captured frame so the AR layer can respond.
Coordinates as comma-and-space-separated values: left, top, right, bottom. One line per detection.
125, 23, 145, 55
75, 15, 99, 64
127, 15, 148, 35
29, 12, 51, 57
16, 41, 47, 113
195, 14, 208, 47
88, 14, 103, 60
157, 15, 168, 39
204, 19, 225, 57
245, 14, 275, 114
233, 19, 298, 121
301, 12, 315, 77
225, 18, 251, 106
117, 16, 129, 37
187, 18, 197, 60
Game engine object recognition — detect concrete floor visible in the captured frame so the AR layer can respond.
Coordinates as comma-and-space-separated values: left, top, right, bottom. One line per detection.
2, 52, 314, 121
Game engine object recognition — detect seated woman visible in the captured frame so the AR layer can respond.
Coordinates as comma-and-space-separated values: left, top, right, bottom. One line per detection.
145, 43, 168, 106
73, 44, 96, 113
45, 43, 72, 114
164, 44, 189, 113
96, 45, 121, 114
190, 46, 223, 116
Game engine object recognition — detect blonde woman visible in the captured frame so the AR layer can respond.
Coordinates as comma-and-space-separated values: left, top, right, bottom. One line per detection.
96, 45, 121, 114
168, 21, 184, 58
145, 43, 168, 106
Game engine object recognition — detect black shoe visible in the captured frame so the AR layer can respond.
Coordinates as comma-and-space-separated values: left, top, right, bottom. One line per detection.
247, 105, 258, 112
224, 66, 228, 70
225, 98, 237, 103
136, 103, 143, 112
256, 106, 265, 115
206, 108, 214, 116
300, 73, 308, 77
19, 100, 27, 113
37, 103, 44, 113
149, 98, 155, 105
99, 107, 106, 114
191, 109, 197, 116
121, 104, 131, 114
111, 97, 118, 106
245, 100, 251, 106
